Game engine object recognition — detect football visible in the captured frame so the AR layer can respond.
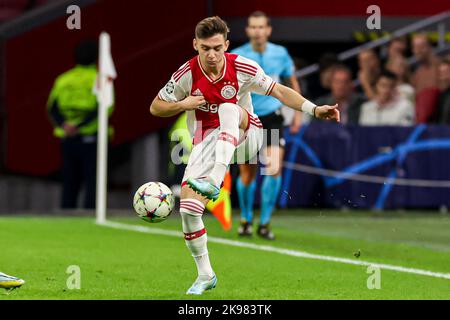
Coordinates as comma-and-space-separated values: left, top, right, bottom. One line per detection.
133, 182, 175, 223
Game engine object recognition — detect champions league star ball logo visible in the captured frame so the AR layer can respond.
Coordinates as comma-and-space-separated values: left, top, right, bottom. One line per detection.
221, 84, 237, 99
165, 80, 175, 94
258, 76, 268, 88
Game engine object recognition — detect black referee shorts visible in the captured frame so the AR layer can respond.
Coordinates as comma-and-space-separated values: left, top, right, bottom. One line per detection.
258, 109, 286, 148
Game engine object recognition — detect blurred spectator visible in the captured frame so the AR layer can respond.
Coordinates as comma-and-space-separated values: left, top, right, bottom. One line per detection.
315, 65, 366, 125
308, 52, 339, 99
293, 56, 310, 97
385, 36, 408, 61
436, 58, 450, 124
358, 48, 381, 99
359, 70, 414, 126
411, 33, 440, 123
47, 40, 114, 209
292, 56, 312, 124
411, 33, 440, 91
385, 55, 415, 104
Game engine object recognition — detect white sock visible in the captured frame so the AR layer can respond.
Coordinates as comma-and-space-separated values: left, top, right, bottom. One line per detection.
180, 199, 214, 278
193, 254, 214, 279
209, 163, 227, 187
209, 103, 242, 186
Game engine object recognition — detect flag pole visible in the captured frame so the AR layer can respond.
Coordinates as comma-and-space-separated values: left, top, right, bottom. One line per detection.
95, 76, 107, 224
96, 32, 114, 224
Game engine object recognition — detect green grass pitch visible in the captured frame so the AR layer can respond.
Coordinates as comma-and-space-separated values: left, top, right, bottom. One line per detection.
1, 210, 450, 300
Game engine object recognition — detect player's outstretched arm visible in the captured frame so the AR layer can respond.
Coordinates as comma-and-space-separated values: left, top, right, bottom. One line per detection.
150, 95, 206, 117
270, 83, 340, 122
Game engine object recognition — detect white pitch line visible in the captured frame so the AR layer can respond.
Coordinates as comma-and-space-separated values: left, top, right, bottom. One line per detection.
98, 220, 450, 280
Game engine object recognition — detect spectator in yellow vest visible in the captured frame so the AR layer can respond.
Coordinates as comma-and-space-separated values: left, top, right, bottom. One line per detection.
47, 40, 114, 209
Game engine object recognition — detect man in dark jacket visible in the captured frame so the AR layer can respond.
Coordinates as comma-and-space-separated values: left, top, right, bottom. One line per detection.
315, 65, 365, 124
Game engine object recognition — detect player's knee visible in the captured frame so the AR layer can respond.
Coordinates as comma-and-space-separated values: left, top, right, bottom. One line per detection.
272, 161, 283, 176
240, 172, 254, 185
240, 165, 257, 184
273, 166, 283, 176
264, 163, 282, 176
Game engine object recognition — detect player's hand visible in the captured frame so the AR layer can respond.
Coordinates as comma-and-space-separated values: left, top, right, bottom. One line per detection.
179, 95, 206, 111
315, 104, 340, 122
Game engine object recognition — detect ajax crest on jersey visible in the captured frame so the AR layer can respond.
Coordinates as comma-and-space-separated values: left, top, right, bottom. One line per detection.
221, 84, 236, 99
133, 182, 175, 223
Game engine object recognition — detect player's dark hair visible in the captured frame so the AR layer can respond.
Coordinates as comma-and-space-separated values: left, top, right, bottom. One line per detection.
75, 39, 98, 65
377, 69, 397, 83
248, 11, 271, 26
195, 16, 229, 40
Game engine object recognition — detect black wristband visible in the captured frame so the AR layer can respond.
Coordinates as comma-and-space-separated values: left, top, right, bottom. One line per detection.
313, 106, 317, 118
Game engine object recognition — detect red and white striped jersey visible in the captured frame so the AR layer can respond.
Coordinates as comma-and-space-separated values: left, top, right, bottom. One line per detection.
158, 53, 275, 141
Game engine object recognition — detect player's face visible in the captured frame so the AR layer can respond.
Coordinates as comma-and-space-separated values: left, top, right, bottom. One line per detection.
193, 34, 229, 68
246, 17, 272, 45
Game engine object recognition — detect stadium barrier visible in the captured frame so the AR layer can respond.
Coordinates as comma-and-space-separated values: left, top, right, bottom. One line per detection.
295, 11, 450, 79
274, 123, 450, 210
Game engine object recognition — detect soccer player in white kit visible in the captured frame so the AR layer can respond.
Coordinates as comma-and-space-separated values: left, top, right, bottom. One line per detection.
150, 16, 339, 295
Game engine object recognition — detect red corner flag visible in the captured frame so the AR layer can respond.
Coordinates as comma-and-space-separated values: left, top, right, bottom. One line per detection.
206, 171, 232, 231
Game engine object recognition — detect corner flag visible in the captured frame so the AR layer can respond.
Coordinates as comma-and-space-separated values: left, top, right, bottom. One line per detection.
206, 171, 232, 231
96, 32, 116, 224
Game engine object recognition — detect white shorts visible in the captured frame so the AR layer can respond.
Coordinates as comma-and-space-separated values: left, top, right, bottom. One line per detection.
181, 112, 263, 186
